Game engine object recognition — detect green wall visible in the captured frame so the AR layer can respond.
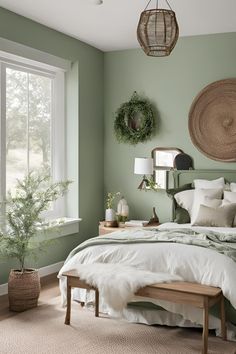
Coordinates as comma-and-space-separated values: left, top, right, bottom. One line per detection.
104, 33, 236, 223
0, 7, 104, 283
0, 6, 236, 284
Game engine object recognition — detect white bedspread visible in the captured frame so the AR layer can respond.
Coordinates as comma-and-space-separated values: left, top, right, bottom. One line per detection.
58, 223, 236, 340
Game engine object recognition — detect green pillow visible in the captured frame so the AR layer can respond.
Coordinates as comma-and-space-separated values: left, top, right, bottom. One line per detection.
166, 184, 193, 224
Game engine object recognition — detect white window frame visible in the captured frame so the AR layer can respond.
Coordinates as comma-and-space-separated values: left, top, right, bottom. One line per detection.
0, 52, 66, 219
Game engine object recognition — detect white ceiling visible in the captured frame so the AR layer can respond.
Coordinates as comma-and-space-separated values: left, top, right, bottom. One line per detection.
0, 0, 236, 52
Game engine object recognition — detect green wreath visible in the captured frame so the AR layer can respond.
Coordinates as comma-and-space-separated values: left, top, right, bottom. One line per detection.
114, 92, 155, 145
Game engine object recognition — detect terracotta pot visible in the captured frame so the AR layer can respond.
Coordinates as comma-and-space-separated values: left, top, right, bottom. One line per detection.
8, 268, 41, 312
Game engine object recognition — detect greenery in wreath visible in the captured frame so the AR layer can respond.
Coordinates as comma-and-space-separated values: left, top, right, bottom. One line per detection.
114, 92, 155, 145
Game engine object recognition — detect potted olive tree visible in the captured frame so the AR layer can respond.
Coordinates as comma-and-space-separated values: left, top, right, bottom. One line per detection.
0, 172, 71, 312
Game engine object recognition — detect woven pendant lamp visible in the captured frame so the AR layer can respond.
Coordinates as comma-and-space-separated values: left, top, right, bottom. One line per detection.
137, 0, 179, 57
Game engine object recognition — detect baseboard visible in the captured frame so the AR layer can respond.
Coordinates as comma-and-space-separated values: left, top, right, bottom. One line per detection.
38, 261, 64, 278
0, 261, 64, 296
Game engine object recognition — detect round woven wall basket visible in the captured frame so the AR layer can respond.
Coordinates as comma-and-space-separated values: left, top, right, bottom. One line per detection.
189, 79, 236, 162
8, 269, 40, 312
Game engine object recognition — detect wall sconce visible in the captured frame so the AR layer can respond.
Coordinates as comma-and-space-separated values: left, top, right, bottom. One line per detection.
134, 157, 154, 190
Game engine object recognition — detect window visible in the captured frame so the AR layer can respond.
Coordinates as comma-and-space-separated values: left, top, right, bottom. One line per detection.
0, 55, 65, 218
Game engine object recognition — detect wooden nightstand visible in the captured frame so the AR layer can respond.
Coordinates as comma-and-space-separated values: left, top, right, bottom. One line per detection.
99, 221, 161, 236
99, 222, 139, 236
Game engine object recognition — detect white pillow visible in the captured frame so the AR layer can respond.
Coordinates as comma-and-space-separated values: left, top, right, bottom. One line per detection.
191, 188, 223, 225
194, 177, 225, 189
174, 190, 194, 215
202, 196, 222, 208
230, 183, 236, 192
224, 191, 236, 202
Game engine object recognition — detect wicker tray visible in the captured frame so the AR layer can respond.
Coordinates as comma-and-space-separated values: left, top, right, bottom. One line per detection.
189, 79, 236, 162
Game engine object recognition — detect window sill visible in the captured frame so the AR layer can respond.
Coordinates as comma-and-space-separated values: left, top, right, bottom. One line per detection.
56, 217, 82, 238
35, 217, 82, 242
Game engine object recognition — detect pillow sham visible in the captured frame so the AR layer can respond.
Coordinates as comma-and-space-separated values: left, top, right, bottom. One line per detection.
166, 184, 193, 224
174, 190, 194, 216
191, 188, 223, 225
194, 177, 224, 189
230, 183, 236, 192
192, 203, 236, 227
222, 199, 236, 227
202, 196, 222, 208
225, 191, 236, 201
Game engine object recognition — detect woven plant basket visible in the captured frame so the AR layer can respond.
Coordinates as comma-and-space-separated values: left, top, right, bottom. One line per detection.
8, 269, 40, 312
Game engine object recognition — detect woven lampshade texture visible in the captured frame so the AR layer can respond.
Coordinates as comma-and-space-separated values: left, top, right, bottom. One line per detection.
137, 9, 179, 57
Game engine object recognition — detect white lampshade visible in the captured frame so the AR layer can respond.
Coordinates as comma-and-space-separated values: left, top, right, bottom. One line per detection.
134, 158, 153, 175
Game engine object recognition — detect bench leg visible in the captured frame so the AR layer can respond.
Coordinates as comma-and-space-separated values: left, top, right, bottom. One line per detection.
65, 282, 71, 325
95, 289, 99, 317
220, 295, 227, 340
202, 297, 209, 354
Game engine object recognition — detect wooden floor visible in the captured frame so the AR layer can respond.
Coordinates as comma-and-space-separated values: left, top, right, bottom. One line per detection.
0, 273, 59, 321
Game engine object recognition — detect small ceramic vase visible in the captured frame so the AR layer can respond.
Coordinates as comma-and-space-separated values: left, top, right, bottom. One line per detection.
105, 208, 116, 221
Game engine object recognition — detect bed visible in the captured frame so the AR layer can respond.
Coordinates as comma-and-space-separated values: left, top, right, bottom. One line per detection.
58, 170, 236, 341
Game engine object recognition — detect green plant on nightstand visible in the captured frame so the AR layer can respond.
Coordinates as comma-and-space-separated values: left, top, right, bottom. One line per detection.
105, 192, 120, 222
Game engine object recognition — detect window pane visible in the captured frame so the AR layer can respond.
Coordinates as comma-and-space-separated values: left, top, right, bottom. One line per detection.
6, 68, 28, 193
29, 73, 52, 175
5, 67, 52, 195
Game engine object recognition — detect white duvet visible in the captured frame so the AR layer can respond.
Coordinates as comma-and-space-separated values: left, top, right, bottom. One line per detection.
58, 223, 236, 340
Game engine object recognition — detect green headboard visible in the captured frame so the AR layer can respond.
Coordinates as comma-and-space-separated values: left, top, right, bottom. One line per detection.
168, 169, 236, 189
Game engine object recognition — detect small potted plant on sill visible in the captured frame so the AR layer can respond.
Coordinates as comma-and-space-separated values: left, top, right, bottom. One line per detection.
0, 172, 71, 312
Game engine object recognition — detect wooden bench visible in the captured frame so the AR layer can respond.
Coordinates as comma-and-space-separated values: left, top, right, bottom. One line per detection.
62, 271, 226, 354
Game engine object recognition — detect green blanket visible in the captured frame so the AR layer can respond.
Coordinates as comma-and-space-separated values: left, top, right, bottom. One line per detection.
66, 227, 236, 263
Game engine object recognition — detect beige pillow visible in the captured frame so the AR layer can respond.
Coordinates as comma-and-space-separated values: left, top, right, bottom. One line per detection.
192, 203, 236, 227
191, 188, 223, 225
222, 196, 236, 226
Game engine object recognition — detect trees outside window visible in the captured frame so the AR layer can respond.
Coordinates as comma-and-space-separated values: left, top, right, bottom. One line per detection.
6, 67, 52, 193
0, 59, 65, 218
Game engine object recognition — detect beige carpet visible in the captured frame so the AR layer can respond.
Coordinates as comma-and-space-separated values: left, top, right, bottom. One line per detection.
1, 297, 236, 354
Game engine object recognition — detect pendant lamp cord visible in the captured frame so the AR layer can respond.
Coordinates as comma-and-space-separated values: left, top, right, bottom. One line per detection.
165, 0, 173, 10
144, 0, 152, 11
144, 0, 172, 11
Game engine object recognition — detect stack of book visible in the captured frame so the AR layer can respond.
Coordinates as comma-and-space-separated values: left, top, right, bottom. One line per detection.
124, 220, 148, 227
